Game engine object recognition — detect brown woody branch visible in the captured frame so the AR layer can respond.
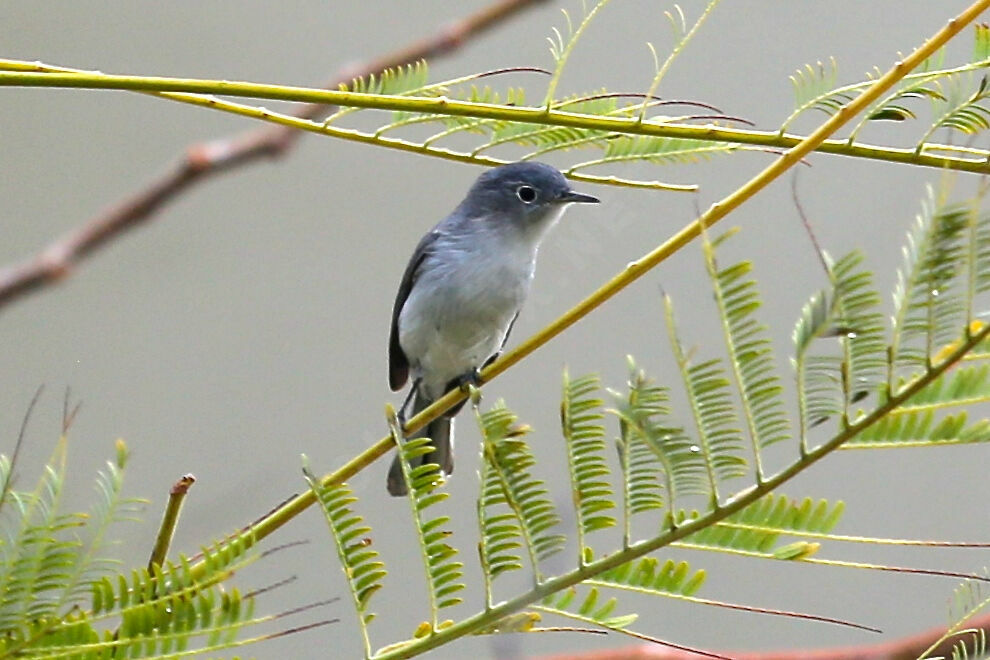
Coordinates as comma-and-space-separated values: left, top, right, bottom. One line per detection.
0, 0, 549, 311
539, 611, 990, 660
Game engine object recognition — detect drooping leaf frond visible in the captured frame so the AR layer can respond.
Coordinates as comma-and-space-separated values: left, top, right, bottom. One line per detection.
842, 409, 990, 449
716, 493, 845, 538
0, 437, 143, 636
703, 235, 791, 479
895, 363, 990, 413
783, 26, 990, 143
590, 556, 706, 600
389, 413, 465, 620
477, 400, 565, 582
538, 586, 638, 632
303, 461, 385, 656
0, 432, 317, 658
918, 74, 990, 146
830, 251, 888, 406
610, 361, 708, 531
478, 462, 525, 590
916, 571, 990, 659
664, 294, 748, 501
676, 495, 840, 559
891, 187, 970, 376
792, 288, 843, 442
561, 371, 615, 553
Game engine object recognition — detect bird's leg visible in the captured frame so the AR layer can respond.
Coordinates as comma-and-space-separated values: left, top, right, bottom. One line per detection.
443, 367, 483, 417
455, 367, 483, 391
397, 378, 420, 430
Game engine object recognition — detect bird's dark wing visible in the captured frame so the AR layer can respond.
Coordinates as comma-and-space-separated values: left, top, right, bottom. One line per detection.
389, 230, 441, 391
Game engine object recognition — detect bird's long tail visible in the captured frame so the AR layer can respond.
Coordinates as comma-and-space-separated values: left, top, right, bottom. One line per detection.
387, 389, 453, 497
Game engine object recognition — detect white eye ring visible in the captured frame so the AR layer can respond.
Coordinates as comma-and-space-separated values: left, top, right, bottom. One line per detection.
516, 185, 537, 203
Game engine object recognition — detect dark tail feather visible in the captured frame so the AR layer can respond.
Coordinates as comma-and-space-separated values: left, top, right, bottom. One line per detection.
387, 390, 454, 497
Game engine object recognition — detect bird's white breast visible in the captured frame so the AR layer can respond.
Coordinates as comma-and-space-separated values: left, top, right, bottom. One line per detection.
398, 225, 542, 399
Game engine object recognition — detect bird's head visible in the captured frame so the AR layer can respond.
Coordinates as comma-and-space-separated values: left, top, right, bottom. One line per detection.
458, 162, 599, 234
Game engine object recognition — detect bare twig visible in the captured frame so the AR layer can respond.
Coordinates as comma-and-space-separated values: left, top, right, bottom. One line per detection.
0, 0, 549, 311
537, 611, 990, 659
148, 473, 196, 570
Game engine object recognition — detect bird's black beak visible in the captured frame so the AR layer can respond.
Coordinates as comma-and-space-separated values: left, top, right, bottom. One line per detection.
558, 189, 600, 204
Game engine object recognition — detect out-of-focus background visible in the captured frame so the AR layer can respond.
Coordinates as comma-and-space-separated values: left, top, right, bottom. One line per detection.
3, 2, 989, 658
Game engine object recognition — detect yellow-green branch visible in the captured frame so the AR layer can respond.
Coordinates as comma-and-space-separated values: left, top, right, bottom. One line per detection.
2, 60, 990, 176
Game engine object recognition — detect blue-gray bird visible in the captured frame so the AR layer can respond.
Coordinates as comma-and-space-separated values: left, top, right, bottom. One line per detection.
387, 162, 599, 496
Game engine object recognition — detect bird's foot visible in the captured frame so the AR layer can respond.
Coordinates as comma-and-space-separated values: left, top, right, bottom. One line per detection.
455, 367, 483, 392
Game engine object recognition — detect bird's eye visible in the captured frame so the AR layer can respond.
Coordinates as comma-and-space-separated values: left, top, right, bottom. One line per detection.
516, 185, 537, 203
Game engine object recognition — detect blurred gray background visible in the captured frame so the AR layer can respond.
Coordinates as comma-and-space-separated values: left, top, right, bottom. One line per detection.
3, 1, 989, 658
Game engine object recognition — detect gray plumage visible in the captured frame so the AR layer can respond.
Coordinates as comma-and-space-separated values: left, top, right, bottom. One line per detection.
387, 161, 599, 496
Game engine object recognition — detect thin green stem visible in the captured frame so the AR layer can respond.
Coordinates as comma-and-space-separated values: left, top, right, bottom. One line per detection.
663, 293, 721, 504
148, 474, 194, 570
4, 61, 990, 177
637, 0, 722, 121
543, 0, 613, 107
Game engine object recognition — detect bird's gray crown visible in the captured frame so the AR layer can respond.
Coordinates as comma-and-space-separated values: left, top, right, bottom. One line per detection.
455, 161, 599, 222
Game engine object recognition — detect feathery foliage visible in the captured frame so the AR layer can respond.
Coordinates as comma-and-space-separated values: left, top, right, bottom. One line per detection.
476, 399, 565, 582
560, 372, 615, 554
537, 586, 638, 632
891, 187, 971, 375
389, 413, 465, 622
303, 462, 386, 657
0, 433, 328, 658
664, 293, 749, 500
842, 408, 990, 448
916, 571, 990, 659
610, 360, 707, 529
714, 494, 844, 538
896, 363, 990, 412
703, 231, 791, 478
784, 25, 990, 147
829, 251, 887, 410
590, 556, 706, 599
792, 286, 843, 442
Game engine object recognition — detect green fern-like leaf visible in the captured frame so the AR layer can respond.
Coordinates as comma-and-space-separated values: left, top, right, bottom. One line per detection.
303, 461, 386, 652
589, 134, 740, 167
591, 556, 706, 599
830, 251, 887, 406
477, 401, 565, 579
922, 74, 990, 142
538, 586, 638, 631
679, 494, 841, 556
703, 238, 791, 478
0, 440, 85, 634
394, 432, 465, 616
664, 294, 749, 500
891, 187, 970, 375
478, 464, 525, 583
842, 409, 990, 448
345, 60, 430, 96
561, 371, 615, 550
717, 493, 844, 537
610, 361, 708, 526
792, 287, 844, 437
789, 58, 846, 119
895, 363, 990, 412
